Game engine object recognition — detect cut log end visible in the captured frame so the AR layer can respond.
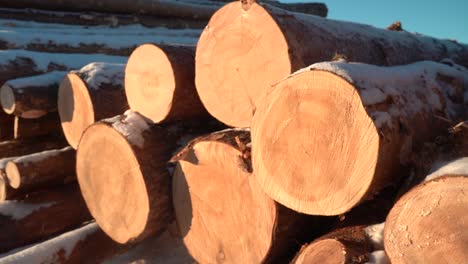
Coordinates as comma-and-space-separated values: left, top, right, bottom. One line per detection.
0, 177, 6, 201
5, 162, 20, 188
195, 1, 291, 127
252, 70, 379, 215
292, 239, 347, 264
125, 44, 176, 123
173, 140, 277, 263
0, 84, 16, 115
384, 176, 468, 263
58, 73, 94, 149
77, 123, 149, 244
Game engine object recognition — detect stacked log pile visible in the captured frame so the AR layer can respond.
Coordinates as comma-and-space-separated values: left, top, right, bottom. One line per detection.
0, 0, 467, 263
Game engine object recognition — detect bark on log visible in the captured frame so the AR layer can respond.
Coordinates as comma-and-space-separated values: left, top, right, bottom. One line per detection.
0, 111, 14, 141
0, 7, 207, 29
385, 159, 468, 264
251, 61, 468, 215
5, 147, 75, 193
291, 224, 386, 264
0, 71, 66, 118
0, 49, 127, 86
195, 1, 468, 127
173, 129, 329, 263
0, 222, 125, 264
0, 0, 328, 20
125, 44, 209, 123
58, 62, 128, 149
14, 113, 62, 139
76, 111, 175, 244
0, 184, 92, 253
0, 135, 67, 158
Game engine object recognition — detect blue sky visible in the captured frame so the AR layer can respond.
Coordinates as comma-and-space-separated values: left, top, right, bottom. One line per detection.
280, 0, 468, 44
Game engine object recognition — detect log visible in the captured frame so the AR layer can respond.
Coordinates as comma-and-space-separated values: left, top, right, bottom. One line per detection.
0, 184, 92, 253
14, 113, 62, 139
0, 172, 21, 201
5, 147, 75, 192
76, 111, 175, 243
0, 49, 127, 85
251, 61, 468, 215
0, 135, 67, 158
173, 129, 329, 263
58, 62, 128, 148
195, 1, 468, 127
0, 0, 328, 19
125, 44, 209, 123
0, 71, 66, 118
0, 222, 125, 264
0, 19, 200, 56
291, 223, 387, 264
0, 111, 14, 141
385, 158, 468, 264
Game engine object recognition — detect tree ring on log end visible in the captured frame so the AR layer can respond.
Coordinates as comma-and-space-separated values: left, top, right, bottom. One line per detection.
125, 44, 176, 123
384, 176, 468, 264
252, 70, 379, 215
173, 141, 276, 263
0, 84, 15, 115
195, 2, 291, 127
5, 162, 20, 189
58, 73, 95, 149
77, 124, 149, 244
293, 239, 346, 264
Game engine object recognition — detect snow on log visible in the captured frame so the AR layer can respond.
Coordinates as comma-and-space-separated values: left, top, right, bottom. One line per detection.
77, 111, 175, 244
0, 0, 328, 20
195, 1, 468, 127
0, 111, 14, 141
0, 19, 200, 55
173, 129, 327, 263
0, 135, 67, 159
0, 71, 66, 118
14, 113, 62, 139
251, 61, 468, 215
0, 222, 125, 264
0, 49, 127, 85
58, 62, 128, 149
384, 158, 468, 264
292, 223, 388, 264
5, 146, 75, 193
0, 184, 92, 253
125, 44, 209, 123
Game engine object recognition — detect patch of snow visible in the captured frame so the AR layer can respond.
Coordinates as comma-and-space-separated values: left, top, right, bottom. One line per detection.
11, 147, 72, 166
0, 222, 99, 264
0, 49, 127, 72
364, 222, 385, 250
6, 71, 67, 89
426, 157, 468, 181
109, 110, 151, 148
0, 18, 200, 49
365, 250, 390, 264
0, 200, 56, 220
76, 62, 125, 89
359, 88, 388, 105
370, 112, 392, 128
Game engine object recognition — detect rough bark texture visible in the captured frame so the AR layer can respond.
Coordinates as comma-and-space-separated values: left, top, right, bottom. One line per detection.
0, 184, 92, 253
58, 62, 128, 148
252, 61, 468, 215
125, 44, 209, 123
195, 1, 468, 127
0, 222, 126, 264
173, 129, 330, 264
0, 0, 328, 19
5, 147, 75, 192
385, 159, 468, 264
0, 111, 14, 141
0, 72, 66, 118
14, 113, 62, 139
0, 135, 67, 158
76, 111, 176, 244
